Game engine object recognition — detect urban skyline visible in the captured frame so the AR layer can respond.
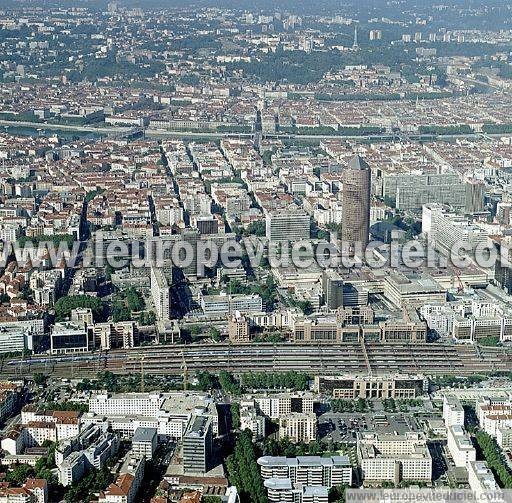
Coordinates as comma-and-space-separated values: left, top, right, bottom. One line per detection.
0, 1, 510, 503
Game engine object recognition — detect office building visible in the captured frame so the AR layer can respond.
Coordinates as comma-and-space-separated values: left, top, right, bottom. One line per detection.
423, 204, 489, 256
337, 306, 374, 326
341, 155, 371, 253
182, 415, 213, 475
132, 427, 157, 461
90, 393, 165, 417
494, 236, 512, 294
383, 271, 445, 308
87, 391, 218, 440
0, 327, 28, 354
383, 172, 475, 212
195, 215, 219, 235
465, 180, 485, 213
265, 204, 311, 242
50, 321, 89, 355
322, 271, 343, 310
200, 293, 263, 316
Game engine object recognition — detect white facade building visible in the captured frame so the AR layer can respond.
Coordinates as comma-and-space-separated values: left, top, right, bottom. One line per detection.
447, 425, 476, 468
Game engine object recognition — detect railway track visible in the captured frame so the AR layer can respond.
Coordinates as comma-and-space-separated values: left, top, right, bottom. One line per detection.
1, 342, 509, 379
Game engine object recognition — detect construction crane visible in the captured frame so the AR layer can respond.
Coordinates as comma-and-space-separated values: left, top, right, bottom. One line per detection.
140, 356, 145, 393
181, 351, 188, 391
454, 268, 465, 293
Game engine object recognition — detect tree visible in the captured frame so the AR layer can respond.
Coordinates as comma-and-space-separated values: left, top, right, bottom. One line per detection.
196, 371, 219, 391
329, 484, 347, 503
243, 220, 266, 237
139, 311, 157, 326
33, 372, 47, 386
208, 326, 221, 342
226, 430, 268, 503
231, 403, 240, 430
6, 464, 34, 485
219, 371, 241, 396
54, 295, 104, 322
475, 431, 512, 488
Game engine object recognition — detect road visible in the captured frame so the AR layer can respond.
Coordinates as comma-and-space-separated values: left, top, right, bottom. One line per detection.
1, 341, 510, 378
0, 119, 506, 142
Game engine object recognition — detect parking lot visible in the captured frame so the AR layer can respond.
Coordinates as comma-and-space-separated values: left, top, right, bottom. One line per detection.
319, 411, 421, 444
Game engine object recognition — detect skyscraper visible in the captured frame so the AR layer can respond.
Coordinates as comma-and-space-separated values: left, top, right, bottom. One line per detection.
341, 155, 371, 254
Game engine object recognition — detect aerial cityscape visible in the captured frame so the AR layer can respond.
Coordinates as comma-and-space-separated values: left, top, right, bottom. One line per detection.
0, 0, 511, 501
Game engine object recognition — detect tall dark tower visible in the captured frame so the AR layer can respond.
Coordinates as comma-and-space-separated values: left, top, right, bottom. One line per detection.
341, 155, 371, 254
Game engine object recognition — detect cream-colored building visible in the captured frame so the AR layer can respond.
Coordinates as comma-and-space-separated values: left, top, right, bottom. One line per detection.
279, 413, 317, 443
254, 393, 314, 420
228, 312, 250, 342
314, 374, 427, 399
443, 395, 465, 428
358, 431, 432, 485
447, 425, 476, 468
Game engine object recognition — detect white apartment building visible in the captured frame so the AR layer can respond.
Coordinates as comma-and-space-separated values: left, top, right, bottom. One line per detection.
0, 479, 48, 503
258, 456, 352, 488
93, 321, 135, 351
99, 454, 144, 503
240, 405, 266, 441
20, 408, 81, 442
25, 422, 57, 447
443, 395, 465, 428
263, 480, 328, 503
254, 393, 314, 420
467, 461, 501, 500
89, 393, 165, 417
447, 425, 476, 468
497, 427, 512, 449
358, 431, 432, 485
259, 456, 350, 503
150, 267, 171, 321
279, 413, 317, 443
59, 451, 86, 487
477, 398, 512, 436
57, 425, 119, 487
